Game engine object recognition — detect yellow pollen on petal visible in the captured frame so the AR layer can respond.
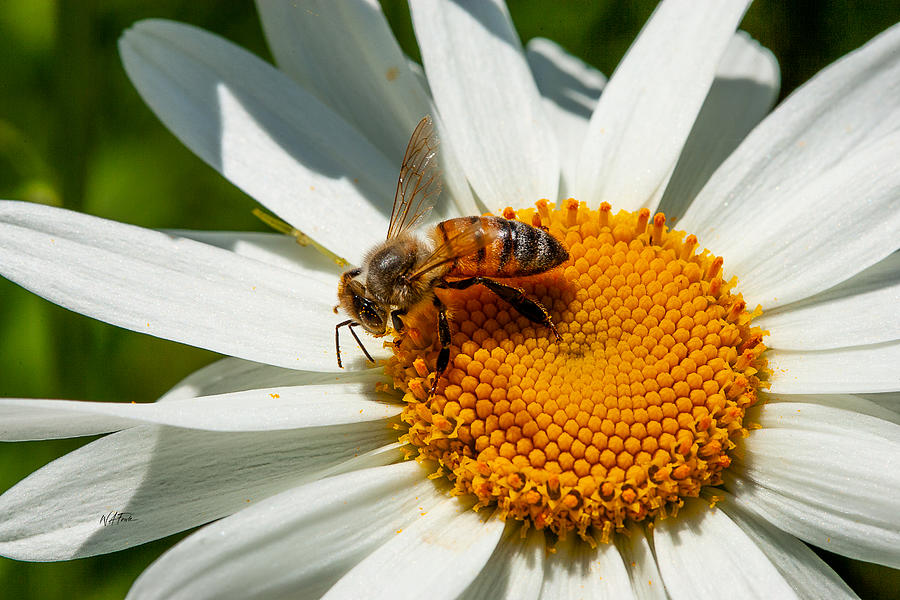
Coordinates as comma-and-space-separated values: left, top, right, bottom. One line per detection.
386, 201, 768, 542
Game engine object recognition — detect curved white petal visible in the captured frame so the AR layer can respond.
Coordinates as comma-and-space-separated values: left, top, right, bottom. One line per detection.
525, 37, 606, 198
0, 401, 125, 440
759, 392, 900, 426
653, 499, 799, 599
614, 522, 668, 600
0, 201, 367, 372
0, 422, 396, 560
757, 251, 900, 350
127, 461, 440, 600
255, 0, 476, 217
322, 499, 505, 600
168, 230, 343, 286
0, 401, 134, 440
658, 31, 779, 222
406, 56, 430, 93
728, 402, 900, 567
725, 472, 900, 570
746, 398, 900, 453
459, 523, 545, 600
119, 19, 398, 263
767, 339, 900, 394
0, 384, 400, 440
157, 357, 385, 402
435, 113, 483, 216
574, 0, 751, 211
681, 23, 900, 308
411, 0, 559, 207
713, 492, 859, 600
538, 534, 634, 600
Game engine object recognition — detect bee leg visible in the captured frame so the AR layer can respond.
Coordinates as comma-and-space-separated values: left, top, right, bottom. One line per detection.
390, 308, 407, 334
335, 319, 375, 368
430, 297, 452, 397
442, 277, 561, 341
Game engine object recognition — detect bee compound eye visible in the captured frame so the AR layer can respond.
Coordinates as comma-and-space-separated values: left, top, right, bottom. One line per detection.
353, 296, 386, 333
362, 310, 385, 332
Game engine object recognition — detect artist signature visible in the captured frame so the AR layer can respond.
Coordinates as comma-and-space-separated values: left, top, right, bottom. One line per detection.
99, 511, 136, 526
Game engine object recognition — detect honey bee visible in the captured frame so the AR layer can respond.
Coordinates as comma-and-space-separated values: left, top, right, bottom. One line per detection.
336, 116, 569, 392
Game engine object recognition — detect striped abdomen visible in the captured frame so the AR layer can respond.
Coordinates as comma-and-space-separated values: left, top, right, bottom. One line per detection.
436, 216, 569, 278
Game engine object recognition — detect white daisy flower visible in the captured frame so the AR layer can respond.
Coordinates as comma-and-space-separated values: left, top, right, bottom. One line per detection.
2, 1, 899, 599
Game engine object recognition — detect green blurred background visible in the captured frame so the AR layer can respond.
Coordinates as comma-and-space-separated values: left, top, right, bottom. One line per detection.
1, 1, 898, 598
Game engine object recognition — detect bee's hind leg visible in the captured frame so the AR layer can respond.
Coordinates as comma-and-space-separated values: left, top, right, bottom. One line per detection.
442, 277, 560, 341
430, 297, 452, 397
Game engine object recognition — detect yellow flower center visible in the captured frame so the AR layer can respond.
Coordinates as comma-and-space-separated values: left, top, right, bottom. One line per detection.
386, 200, 768, 543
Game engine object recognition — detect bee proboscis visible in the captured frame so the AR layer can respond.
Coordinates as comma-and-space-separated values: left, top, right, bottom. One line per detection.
336, 116, 569, 394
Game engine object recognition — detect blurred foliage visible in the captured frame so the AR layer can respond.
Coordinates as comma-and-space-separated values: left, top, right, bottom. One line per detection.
1, 1, 898, 598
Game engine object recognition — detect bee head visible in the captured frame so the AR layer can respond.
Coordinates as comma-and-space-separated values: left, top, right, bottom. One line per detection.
364, 235, 427, 306
338, 268, 388, 335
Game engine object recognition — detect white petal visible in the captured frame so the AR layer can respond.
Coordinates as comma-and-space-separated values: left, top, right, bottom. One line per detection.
0, 401, 134, 440
658, 31, 779, 222
525, 37, 606, 198
0, 384, 400, 439
0, 201, 366, 372
860, 391, 900, 412
255, 0, 477, 217
727, 401, 900, 567
127, 461, 440, 600
574, 0, 751, 211
169, 230, 342, 285
0, 422, 396, 560
411, 0, 559, 206
322, 498, 505, 600
538, 534, 635, 600
420, 112, 483, 217
681, 23, 900, 308
0, 400, 126, 440
406, 56, 430, 94
157, 356, 385, 402
614, 523, 668, 600
256, 0, 428, 166
735, 136, 900, 308
653, 499, 799, 600
747, 397, 900, 453
119, 19, 398, 264
767, 339, 900, 394
725, 471, 900, 570
525, 37, 606, 118
713, 492, 858, 600
315, 441, 409, 480
757, 251, 900, 350
459, 524, 545, 600
759, 391, 900, 426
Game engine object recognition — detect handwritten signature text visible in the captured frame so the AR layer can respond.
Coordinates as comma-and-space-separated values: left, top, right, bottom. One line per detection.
99, 511, 136, 526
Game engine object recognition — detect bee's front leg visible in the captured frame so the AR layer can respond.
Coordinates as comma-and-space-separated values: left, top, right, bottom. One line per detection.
335, 319, 375, 368
390, 308, 407, 334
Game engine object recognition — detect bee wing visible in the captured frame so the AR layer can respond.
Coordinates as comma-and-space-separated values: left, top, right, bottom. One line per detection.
386, 115, 442, 240
407, 220, 486, 282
